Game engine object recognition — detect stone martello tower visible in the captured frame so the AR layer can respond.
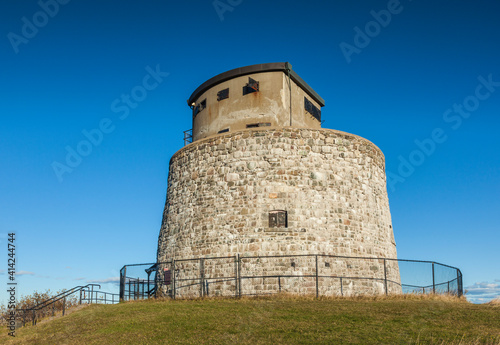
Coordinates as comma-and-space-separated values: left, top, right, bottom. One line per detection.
157, 63, 399, 296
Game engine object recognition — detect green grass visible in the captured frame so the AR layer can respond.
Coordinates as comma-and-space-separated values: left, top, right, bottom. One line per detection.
2, 295, 499, 344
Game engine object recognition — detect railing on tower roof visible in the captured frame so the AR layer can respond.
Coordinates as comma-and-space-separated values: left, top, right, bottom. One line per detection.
183, 129, 193, 146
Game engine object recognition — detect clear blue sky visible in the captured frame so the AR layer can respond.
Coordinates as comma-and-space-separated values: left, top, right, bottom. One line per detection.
1, 0, 499, 304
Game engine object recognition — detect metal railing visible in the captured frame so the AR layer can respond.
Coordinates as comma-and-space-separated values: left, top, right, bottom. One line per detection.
183, 129, 193, 145
16, 284, 119, 327
120, 254, 463, 301
80, 288, 120, 305
119, 263, 157, 301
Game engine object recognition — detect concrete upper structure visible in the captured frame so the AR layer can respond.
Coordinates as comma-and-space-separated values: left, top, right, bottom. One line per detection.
187, 62, 325, 142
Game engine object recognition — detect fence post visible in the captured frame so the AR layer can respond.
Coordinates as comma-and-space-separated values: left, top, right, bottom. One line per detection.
62, 297, 66, 316
432, 263, 436, 294
79, 289, 82, 305
142, 279, 145, 300
234, 256, 238, 298
315, 255, 319, 298
200, 258, 205, 298
135, 278, 139, 300
457, 270, 462, 297
52, 302, 55, 316
237, 254, 242, 298
383, 259, 388, 295
147, 273, 150, 299
120, 266, 126, 301
32, 310, 36, 325
340, 277, 343, 297
172, 260, 176, 299
278, 276, 281, 293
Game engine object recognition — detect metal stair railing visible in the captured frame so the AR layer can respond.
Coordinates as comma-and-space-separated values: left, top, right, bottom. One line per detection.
16, 284, 110, 326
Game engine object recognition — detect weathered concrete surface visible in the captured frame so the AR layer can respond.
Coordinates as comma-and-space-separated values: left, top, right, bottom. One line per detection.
192, 72, 322, 141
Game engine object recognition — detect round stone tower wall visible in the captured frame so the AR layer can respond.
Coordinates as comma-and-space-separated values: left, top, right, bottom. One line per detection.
157, 127, 400, 297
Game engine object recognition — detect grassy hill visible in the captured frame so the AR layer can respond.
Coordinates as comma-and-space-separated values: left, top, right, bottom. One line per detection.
2, 295, 499, 345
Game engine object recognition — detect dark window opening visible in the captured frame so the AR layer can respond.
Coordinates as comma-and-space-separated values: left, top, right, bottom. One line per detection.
325, 262, 330, 268
269, 210, 287, 228
218, 128, 229, 134
217, 88, 229, 101
243, 77, 259, 95
246, 122, 271, 128
304, 97, 321, 122
193, 99, 206, 118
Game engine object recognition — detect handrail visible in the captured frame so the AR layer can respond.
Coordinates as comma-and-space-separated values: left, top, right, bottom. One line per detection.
18, 284, 101, 312
81, 290, 120, 304
16, 284, 120, 327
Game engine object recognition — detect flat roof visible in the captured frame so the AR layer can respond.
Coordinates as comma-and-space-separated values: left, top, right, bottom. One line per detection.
187, 62, 325, 107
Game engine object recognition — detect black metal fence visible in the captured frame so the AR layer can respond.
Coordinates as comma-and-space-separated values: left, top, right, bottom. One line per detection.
16, 284, 120, 327
119, 263, 157, 301
119, 254, 463, 301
